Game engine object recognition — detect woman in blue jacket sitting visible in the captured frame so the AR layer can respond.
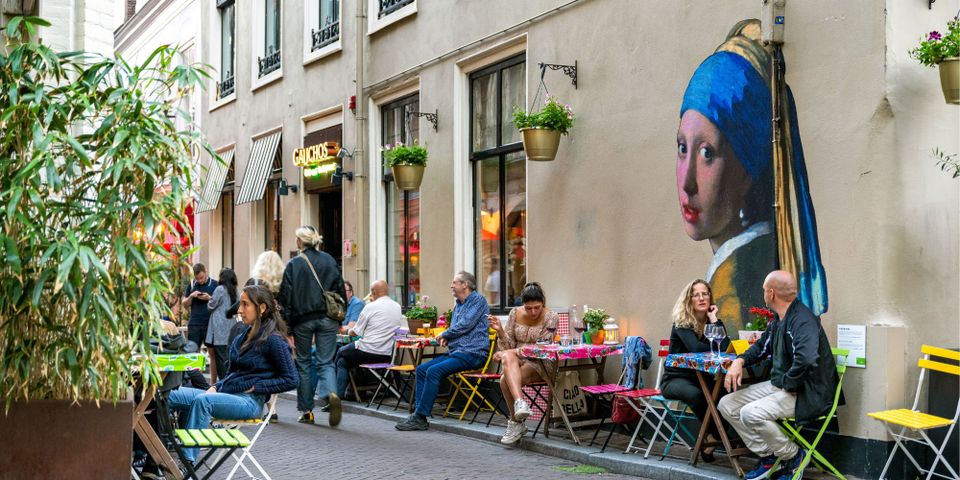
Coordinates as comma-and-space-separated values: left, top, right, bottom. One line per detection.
169, 285, 299, 465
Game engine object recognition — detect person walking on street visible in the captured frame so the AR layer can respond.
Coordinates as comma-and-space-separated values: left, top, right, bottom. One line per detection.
279, 225, 347, 427
718, 270, 841, 480
181, 263, 218, 359
206, 267, 239, 383
395, 271, 490, 431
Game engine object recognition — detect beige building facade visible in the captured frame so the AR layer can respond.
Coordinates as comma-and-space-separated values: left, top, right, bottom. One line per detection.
194, 1, 960, 477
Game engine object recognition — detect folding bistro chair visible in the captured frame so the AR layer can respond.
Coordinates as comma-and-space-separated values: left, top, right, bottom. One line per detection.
359, 329, 409, 409
211, 394, 279, 480
444, 329, 500, 420
614, 338, 696, 457
869, 345, 960, 480
581, 336, 650, 448
768, 348, 850, 480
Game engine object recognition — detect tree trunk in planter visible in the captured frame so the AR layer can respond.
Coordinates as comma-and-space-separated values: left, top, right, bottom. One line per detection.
392, 164, 425, 191
0, 399, 133, 478
940, 57, 959, 105
520, 127, 561, 161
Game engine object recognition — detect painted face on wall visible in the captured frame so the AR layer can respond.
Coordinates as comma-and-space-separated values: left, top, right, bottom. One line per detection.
676, 109, 753, 250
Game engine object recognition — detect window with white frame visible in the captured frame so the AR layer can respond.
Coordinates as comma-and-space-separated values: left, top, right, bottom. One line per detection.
258, 0, 282, 78
470, 55, 526, 312
381, 94, 421, 308
311, 0, 340, 52
368, 0, 416, 34
217, 0, 236, 98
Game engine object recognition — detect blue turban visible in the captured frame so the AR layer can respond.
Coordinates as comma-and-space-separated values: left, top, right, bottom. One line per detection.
680, 51, 771, 182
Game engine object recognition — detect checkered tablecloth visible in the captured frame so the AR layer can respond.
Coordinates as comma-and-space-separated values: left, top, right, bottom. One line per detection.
665, 352, 736, 374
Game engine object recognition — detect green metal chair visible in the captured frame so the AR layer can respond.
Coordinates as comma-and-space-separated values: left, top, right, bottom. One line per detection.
772, 347, 849, 480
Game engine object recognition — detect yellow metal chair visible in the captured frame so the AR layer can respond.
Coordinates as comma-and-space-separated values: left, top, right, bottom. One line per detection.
868, 344, 960, 480
443, 329, 500, 420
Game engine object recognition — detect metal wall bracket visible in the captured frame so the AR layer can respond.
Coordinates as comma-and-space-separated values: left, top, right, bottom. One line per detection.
407, 109, 438, 131
539, 61, 578, 89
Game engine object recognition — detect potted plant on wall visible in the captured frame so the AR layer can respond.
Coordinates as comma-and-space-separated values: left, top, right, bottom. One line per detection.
0, 17, 208, 477
910, 17, 960, 104
384, 141, 428, 190
512, 95, 575, 161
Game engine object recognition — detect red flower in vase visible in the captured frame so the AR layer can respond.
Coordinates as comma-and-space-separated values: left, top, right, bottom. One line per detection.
747, 307, 775, 331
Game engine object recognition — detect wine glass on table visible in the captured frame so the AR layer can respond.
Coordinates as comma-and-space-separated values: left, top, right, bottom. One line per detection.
704, 324, 722, 358
569, 312, 586, 345
545, 324, 558, 344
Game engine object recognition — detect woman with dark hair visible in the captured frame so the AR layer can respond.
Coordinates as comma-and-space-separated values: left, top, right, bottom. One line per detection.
206, 268, 239, 383
169, 285, 298, 466
661, 279, 731, 462
487, 282, 559, 445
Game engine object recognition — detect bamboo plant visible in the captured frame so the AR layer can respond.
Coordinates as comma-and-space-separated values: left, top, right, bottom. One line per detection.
0, 16, 215, 407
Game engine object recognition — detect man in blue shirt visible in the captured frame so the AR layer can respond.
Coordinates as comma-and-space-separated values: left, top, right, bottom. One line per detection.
342, 280, 365, 328
181, 263, 218, 350
395, 271, 489, 431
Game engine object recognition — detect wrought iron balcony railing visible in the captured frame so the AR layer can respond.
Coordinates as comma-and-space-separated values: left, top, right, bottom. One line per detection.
257, 49, 281, 78
378, 0, 414, 18
217, 75, 235, 99
311, 20, 340, 51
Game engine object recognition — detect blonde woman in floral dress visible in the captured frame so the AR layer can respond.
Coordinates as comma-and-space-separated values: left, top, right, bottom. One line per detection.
488, 282, 559, 445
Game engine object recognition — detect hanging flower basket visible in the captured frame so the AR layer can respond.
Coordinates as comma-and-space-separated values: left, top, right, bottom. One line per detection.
519, 128, 562, 161
392, 164, 425, 191
909, 20, 960, 104
383, 142, 427, 191
513, 95, 574, 162
940, 57, 960, 105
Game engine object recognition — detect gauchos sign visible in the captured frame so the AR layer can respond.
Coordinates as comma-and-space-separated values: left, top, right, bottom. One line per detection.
294, 141, 340, 167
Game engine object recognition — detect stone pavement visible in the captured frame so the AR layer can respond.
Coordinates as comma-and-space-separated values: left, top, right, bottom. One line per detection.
206, 397, 646, 480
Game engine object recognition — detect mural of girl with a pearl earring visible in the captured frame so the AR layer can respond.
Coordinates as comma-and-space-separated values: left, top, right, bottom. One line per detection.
676, 19, 828, 330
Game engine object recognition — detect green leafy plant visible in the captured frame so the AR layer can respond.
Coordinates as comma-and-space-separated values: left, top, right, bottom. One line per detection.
910, 18, 960, 67
932, 147, 960, 179
582, 308, 609, 333
512, 95, 575, 135
0, 16, 213, 405
383, 141, 428, 167
405, 296, 438, 321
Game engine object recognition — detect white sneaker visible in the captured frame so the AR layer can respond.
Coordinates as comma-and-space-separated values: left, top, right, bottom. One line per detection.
513, 399, 532, 422
500, 419, 528, 445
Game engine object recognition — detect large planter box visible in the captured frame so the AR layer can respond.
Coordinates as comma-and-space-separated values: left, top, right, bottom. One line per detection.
0, 399, 134, 479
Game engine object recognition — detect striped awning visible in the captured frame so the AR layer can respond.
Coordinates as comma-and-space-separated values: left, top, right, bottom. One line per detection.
195, 149, 235, 213
236, 131, 282, 205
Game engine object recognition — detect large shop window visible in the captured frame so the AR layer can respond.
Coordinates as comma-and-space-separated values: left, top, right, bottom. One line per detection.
217, 0, 236, 98
259, 0, 282, 78
382, 94, 421, 308
470, 55, 526, 312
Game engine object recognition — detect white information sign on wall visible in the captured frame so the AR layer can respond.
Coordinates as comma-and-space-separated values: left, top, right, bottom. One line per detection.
837, 324, 867, 368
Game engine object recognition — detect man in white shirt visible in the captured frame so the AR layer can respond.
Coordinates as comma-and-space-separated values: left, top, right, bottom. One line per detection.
334, 280, 403, 399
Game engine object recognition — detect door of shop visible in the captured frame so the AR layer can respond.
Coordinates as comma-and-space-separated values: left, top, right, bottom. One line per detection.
302, 125, 343, 271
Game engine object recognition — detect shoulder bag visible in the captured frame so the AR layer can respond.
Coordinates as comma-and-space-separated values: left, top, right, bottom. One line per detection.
299, 253, 346, 322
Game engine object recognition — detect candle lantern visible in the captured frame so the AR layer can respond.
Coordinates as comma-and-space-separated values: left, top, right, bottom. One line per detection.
602, 317, 620, 345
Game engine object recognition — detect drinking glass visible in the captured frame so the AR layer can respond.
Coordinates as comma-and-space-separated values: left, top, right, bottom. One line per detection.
713, 324, 727, 357
545, 325, 558, 344
569, 315, 586, 344
704, 324, 720, 358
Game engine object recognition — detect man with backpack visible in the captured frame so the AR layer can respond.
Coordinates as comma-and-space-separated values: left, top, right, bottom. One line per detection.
279, 225, 347, 427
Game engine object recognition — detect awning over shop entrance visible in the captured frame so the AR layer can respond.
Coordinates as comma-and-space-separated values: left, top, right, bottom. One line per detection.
195, 149, 235, 213
236, 131, 282, 205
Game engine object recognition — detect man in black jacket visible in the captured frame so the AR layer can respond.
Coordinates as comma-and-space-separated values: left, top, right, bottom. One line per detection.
719, 270, 840, 480
279, 225, 347, 427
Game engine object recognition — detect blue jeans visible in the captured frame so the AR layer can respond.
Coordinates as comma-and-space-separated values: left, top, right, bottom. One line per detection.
168, 387, 264, 462
414, 352, 485, 417
293, 317, 339, 411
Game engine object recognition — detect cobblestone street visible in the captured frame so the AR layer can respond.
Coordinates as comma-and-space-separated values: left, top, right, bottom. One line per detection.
206, 397, 645, 480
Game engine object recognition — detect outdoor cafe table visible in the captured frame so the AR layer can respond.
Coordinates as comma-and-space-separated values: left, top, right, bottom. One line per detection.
518, 343, 624, 445
665, 352, 751, 477
133, 353, 206, 480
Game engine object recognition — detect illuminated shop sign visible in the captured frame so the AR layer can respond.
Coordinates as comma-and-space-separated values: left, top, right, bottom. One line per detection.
293, 141, 340, 167
304, 162, 338, 178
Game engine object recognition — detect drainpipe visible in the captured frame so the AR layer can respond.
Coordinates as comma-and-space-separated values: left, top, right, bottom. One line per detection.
353, 0, 369, 289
